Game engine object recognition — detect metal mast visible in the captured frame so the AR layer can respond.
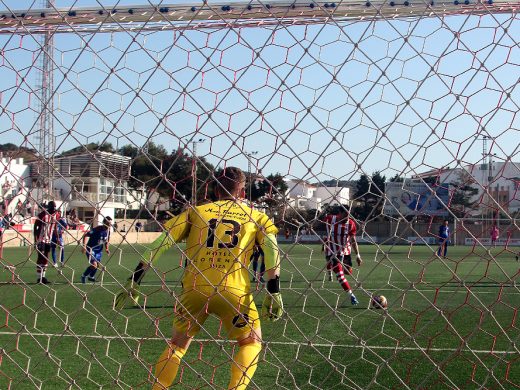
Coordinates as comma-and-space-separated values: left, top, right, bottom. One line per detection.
35, 0, 56, 200
482, 135, 489, 185
190, 138, 205, 205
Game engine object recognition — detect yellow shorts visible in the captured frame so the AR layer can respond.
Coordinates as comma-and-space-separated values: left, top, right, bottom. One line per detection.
173, 286, 260, 341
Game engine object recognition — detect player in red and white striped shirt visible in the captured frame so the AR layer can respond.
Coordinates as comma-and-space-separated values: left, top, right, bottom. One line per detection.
323, 208, 363, 305
33, 201, 60, 284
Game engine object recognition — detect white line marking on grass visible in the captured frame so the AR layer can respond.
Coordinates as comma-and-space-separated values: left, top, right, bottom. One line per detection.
103, 281, 519, 295
0, 331, 516, 355
0, 280, 517, 294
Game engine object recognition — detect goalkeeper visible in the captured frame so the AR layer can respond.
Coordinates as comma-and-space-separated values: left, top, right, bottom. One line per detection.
115, 167, 283, 390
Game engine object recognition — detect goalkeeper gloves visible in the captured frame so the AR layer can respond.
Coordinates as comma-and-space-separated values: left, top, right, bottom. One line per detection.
114, 262, 147, 310
114, 279, 140, 310
261, 276, 284, 322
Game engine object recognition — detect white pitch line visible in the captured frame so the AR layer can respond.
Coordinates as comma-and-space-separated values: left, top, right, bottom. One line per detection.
0, 280, 517, 294
0, 331, 515, 355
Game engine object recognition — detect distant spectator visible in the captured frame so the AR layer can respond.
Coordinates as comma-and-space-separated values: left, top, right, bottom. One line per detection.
135, 221, 143, 232
2, 213, 13, 229
0, 213, 5, 259
67, 209, 79, 230
16, 200, 23, 215
437, 219, 450, 259
121, 224, 126, 233
490, 224, 499, 248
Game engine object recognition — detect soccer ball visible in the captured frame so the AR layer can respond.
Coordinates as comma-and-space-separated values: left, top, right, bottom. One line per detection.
371, 294, 388, 309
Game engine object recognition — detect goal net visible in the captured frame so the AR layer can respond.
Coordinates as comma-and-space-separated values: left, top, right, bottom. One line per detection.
0, 1, 518, 389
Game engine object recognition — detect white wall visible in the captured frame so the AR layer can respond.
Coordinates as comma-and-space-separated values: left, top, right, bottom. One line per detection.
53, 177, 73, 200
0, 157, 30, 197
285, 179, 351, 211
286, 179, 316, 199
314, 186, 350, 206
127, 188, 147, 210
97, 206, 115, 226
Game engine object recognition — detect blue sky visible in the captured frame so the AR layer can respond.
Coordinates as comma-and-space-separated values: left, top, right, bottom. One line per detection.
0, 1, 518, 183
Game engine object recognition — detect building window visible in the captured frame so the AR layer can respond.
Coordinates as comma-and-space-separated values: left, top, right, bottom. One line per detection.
100, 178, 126, 203
77, 207, 95, 223
115, 185, 125, 203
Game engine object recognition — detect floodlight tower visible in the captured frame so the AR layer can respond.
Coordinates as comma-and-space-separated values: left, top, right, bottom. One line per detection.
482, 136, 488, 163
247, 151, 258, 203
481, 135, 498, 224
35, 0, 56, 201
186, 138, 205, 204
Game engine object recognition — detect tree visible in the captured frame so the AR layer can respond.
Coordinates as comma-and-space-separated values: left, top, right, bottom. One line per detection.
320, 179, 353, 187
61, 142, 116, 156
389, 174, 404, 182
126, 144, 215, 213
118, 144, 139, 159
144, 142, 168, 160
353, 171, 386, 220
248, 173, 288, 220
251, 173, 288, 201
0, 143, 37, 161
449, 171, 478, 217
371, 171, 386, 197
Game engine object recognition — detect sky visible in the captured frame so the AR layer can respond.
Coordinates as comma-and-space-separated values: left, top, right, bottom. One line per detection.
0, 1, 519, 184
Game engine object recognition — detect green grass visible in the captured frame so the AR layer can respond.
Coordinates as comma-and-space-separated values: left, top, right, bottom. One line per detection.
0, 243, 519, 389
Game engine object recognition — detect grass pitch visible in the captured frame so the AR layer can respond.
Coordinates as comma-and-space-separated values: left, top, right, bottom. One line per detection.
0, 242, 518, 389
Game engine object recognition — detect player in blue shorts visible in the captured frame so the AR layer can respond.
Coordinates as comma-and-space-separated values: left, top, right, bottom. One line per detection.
51, 217, 68, 267
81, 217, 112, 283
437, 219, 450, 258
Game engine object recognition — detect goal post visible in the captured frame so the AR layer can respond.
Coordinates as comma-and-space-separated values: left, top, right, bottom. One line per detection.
1, 1, 518, 34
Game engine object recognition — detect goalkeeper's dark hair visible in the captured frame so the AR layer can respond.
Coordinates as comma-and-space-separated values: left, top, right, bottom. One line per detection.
214, 166, 246, 197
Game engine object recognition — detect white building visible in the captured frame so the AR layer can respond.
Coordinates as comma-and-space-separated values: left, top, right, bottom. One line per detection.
0, 156, 31, 219
285, 179, 350, 211
30, 151, 147, 226
413, 161, 520, 215
1, 156, 30, 197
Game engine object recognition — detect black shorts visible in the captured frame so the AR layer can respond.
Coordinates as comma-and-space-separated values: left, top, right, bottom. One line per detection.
326, 254, 352, 267
37, 243, 52, 262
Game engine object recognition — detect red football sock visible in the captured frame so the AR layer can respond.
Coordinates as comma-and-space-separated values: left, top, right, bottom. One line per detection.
332, 262, 351, 292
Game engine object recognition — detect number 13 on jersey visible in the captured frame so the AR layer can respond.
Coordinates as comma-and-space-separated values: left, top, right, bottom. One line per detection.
205, 218, 241, 249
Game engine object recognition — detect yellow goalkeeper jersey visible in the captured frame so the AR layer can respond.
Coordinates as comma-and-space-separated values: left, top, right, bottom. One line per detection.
162, 200, 278, 291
